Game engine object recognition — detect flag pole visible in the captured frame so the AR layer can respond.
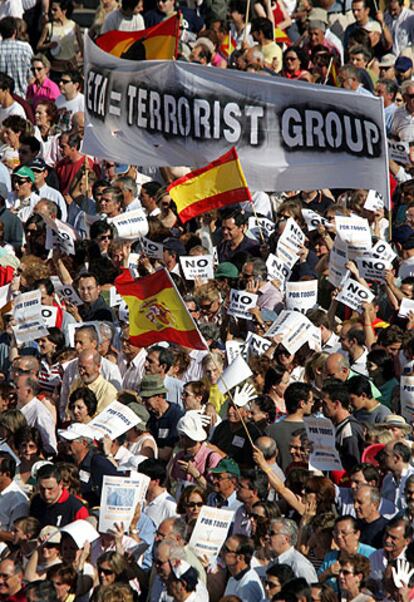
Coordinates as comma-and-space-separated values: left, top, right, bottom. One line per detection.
243, 0, 252, 43
324, 58, 333, 85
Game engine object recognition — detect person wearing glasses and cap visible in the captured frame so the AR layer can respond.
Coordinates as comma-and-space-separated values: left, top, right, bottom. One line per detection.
7, 165, 39, 223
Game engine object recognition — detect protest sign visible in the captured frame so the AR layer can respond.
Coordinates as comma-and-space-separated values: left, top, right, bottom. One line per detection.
189, 506, 234, 562
44, 217, 77, 256
389, 140, 410, 165
54, 283, 83, 306
225, 340, 247, 364
356, 255, 391, 282
108, 209, 149, 239
301, 208, 328, 232
285, 280, 318, 312
84, 37, 388, 200
401, 376, 414, 423
371, 240, 396, 264
363, 190, 384, 212
180, 255, 214, 280
398, 298, 414, 318
61, 520, 99, 548
246, 331, 272, 356
40, 305, 58, 327
99, 474, 150, 533
127, 253, 140, 280
265, 310, 315, 355
336, 277, 375, 313
248, 216, 275, 240
141, 237, 163, 259
0, 284, 10, 310
13, 320, 49, 345
328, 239, 349, 288
218, 355, 253, 394
89, 401, 140, 440
277, 218, 305, 256
266, 253, 291, 286
13, 290, 41, 323
336, 216, 372, 259
109, 286, 123, 307
228, 289, 258, 320
304, 415, 343, 471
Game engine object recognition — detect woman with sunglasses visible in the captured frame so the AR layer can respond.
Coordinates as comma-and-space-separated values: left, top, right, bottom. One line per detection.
95, 551, 131, 598
282, 47, 309, 79
177, 485, 206, 534
338, 553, 375, 602
27, 54, 60, 108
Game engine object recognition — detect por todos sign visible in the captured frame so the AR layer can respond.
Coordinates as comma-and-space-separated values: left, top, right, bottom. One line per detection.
84, 36, 388, 199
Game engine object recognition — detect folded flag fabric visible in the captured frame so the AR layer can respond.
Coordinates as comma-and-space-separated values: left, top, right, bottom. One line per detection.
167, 147, 252, 224
95, 15, 179, 60
219, 32, 237, 58
115, 268, 207, 350
275, 27, 291, 45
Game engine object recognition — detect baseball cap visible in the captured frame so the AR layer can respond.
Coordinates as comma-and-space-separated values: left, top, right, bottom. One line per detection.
13, 166, 35, 183
215, 262, 239, 279
163, 237, 186, 256
210, 457, 240, 476
379, 53, 396, 68
395, 56, 413, 72
58, 423, 96, 441
29, 158, 48, 172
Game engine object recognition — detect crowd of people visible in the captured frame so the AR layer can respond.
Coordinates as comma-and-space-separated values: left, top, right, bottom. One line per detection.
0, 0, 413, 602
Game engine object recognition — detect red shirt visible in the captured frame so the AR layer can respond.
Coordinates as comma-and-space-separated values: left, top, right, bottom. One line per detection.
56, 156, 96, 195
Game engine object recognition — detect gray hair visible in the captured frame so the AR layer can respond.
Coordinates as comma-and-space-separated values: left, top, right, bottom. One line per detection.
115, 176, 138, 197
270, 518, 298, 546
99, 322, 114, 343
170, 517, 190, 543
159, 539, 186, 562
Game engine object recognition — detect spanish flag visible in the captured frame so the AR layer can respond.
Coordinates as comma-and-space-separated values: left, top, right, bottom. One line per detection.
115, 268, 207, 350
275, 27, 291, 45
167, 147, 252, 224
95, 15, 179, 60
219, 32, 237, 58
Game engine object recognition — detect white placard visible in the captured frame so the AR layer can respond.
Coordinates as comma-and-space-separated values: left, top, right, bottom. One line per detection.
336, 216, 372, 258
401, 376, 414, 423
99, 474, 150, 533
127, 253, 140, 279
109, 286, 123, 307
389, 139, 410, 165
89, 401, 141, 440
218, 355, 253, 394
40, 305, 58, 327
371, 240, 396, 264
246, 331, 272, 356
67, 321, 101, 348
285, 280, 318, 313
227, 289, 258, 320
189, 506, 235, 562
60, 519, 100, 548
265, 310, 315, 355
336, 277, 375, 313
364, 190, 384, 212
328, 239, 349, 288
225, 340, 247, 364
398, 298, 414, 318
266, 253, 291, 286
180, 255, 214, 280
44, 217, 77, 256
304, 415, 343, 471
13, 320, 49, 345
13, 290, 41, 323
0, 284, 10, 310
356, 255, 391, 282
108, 209, 149, 239
141, 237, 163, 259
248, 216, 275, 240
277, 217, 306, 255
301, 208, 329, 232
54, 283, 83, 306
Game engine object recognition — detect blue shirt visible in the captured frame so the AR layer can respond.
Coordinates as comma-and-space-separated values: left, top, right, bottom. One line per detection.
318, 543, 376, 591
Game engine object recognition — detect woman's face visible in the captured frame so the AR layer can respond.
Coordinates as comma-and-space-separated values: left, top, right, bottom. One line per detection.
19, 439, 38, 461
185, 492, 204, 521
250, 401, 267, 424
204, 363, 220, 385
50, 2, 65, 21
61, 537, 78, 564
42, 543, 60, 562
38, 336, 55, 357
31, 61, 48, 84
284, 52, 300, 72
314, 238, 329, 257
339, 562, 361, 593
52, 577, 71, 602
274, 370, 290, 395
71, 399, 90, 423
249, 505, 266, 536
98, 562, 116, 586
96, 229, 113, 254
35, 104, 51, 128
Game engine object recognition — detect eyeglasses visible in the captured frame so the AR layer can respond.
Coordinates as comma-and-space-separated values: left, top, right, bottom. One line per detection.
211, 474, 229, 481
14, 178, 30, 185
334, 530, 356, 537
98, 567, 114, 575
31, 67, 44, 72
222, 545, 238, 555
98, 234, 113, 241
285, 56, 298, 61
186, 501, 203, 509
60, 79, 72, 84
265, 580, 279, 588
200, 301, 213, 311
339, 569, 354, 576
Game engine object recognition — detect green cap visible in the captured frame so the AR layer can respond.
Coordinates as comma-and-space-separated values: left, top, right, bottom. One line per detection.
140, 374, 167, 398
210, 457, 240, 476
13, 166, 35, 183
127, 402, 150, 428
215, 262, 239, 279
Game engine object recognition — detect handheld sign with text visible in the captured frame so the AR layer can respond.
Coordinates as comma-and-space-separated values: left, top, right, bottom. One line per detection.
304, 415, 343, 472
89, 401, 141, 440
99, 474, 150, 534
266, 253, 291, 286
227, 289, 258, 320
389, 140, 410, 165
371, 240, 396, 264
265, 310, 316, 355
41, 305, 58, 327
246, 331, 272, 356
301, 208, 328, 232
248, 216, 275, 240
108, 209, 149, 239
180, 255, 214, 280
109, 286, 123, 307
141, 237, 163, 259
401, 376, 414, 423
277, 217, 305, 259
328, 240, 349, 288
355, 255, 391, 282
44, 217, 77, 256
285, 280, 318, 313
336, 277, 374, 313
225, 340, 248, 364
127, 253, 140, 280
398, 298, 414, 318
55, 283, 83, 306
336, 215, 372, 259
12, 290, 48, 344
189, 506, 235, 562
363, 190, 384, 212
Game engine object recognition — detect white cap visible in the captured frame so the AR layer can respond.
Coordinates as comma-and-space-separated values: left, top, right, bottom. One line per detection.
177, 410, 207, 442
172, 559, 193, 579
58, 423, 96, 441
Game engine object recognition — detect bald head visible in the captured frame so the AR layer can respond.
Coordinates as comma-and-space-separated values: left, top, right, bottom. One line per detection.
255, 436, 278, 460
78, 349, 101, 385
324, 353, 350, 381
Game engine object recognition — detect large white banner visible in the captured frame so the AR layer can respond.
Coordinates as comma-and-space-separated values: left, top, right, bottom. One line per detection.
84, 36, 388, 198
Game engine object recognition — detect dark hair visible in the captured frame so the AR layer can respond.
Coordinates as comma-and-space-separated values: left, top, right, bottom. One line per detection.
229, 0, 247, 13
349, 463, 380, 486
266, 563, 295, 583
101, 186, 123, 207
68, 387, 98, 417
25, 580, 58, 602
36, 100, 58, 124
393, 442, 412, 463
280, 578, 311, 602
284, 382, 312, 414
50, 0, 74, 18
304, 476, 335, 512
377, 325, 404, 346
347, 375, 372, 398
177, 485, 206, 515
138, 458, 168, 486
3, 115, 28, 134
0, 452, 16, 478
231, 534, 255, 564
37, 463, 61, 483
45, 327, 66, 362
150, 346, 174, 371
349, 44, 371, 62
141, 181, 163, 198
263, 366, 288, 395
90, 220, 115, 239
378, 78, 398, 98
335, 514, 359, 532
61, 69, 83, 89
250, 17, 274, 40
35, 278, 54, 296
251, 395, 276, 423
77, 272, 99, 287
239, 469, 269, 500
47, 565, 77, 591
367, 349, 395, 381
184, 381, 209, 405
321, 381, 350, 410
220, 208, 248, 227
15, 426, 43, 456
92, 179, 111, 196
20, 135, 41, 155
386, 516, 412, 539
0, 17, 17, 39
346, 327, 366, 346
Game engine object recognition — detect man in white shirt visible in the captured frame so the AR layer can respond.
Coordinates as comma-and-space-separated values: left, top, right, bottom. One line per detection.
30, 158, 67, 221
268, 518, 318, 583
139, 458, 178, 528
385, 0, 414, 55
118, 327, 147, 390
223, 534, 265, 602
102, 0, 145, 33
0, 72, 25, 124
341, 325, 369, 376
0, 452, 29, 540
16, 375, 57, 455
113, 176, 143, 212
55, 71, 85, 129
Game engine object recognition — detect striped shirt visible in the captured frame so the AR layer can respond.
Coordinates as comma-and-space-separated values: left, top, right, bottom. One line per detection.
0, 39, 33, 97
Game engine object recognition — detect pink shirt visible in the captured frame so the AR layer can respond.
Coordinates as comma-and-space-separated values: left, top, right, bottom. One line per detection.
26, 77, 60, 107
171, 442, 222, 483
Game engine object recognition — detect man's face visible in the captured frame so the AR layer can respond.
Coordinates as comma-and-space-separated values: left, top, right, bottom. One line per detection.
236, 478, 253, 504
349, 393, 366, 411
350, 53, 367, 68
155, 546, 172, 581
74, 331, 96, 354
222, 218, 243, 243
211, 472, 233, 495
339, 71, 357, 91
379, 65, 395, 79
157, 0, 174, 13
98, 193, 120, 217
38, 477, 62, 505
403, 86, 414, 115
59, 74, 78, 99
69, 438, 87, 462
155, 520, 173, 544
405, 482, 414, 512
78, 277, 100, 304
354, 489, 374, 520
309, 28, 324, 46
350, 470, 369, 493
38, 284, 54, 306
383, 445, 397, 471
388, 0, 402, 18
144, 394, 163, 415
269, 524, 289, 555
0, 560, 22, 597
222, 537, 240, 570
406, 206, 414, 228
383, 524, 409, 557
145, 351, 161, 375
352, 0, 369, 22
15, 378, 30, 404
78, 357, 99, 385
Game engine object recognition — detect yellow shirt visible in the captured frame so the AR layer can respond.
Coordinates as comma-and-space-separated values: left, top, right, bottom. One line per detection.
209, 384, 226, 413
70, 375, 117, 414
260, 41, 282, 71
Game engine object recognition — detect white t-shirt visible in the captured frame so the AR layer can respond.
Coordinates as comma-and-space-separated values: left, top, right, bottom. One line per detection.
0, 0, 23, 18
55, 93, 85, 116
0, 101, 25, 124
102, 9, 145, 33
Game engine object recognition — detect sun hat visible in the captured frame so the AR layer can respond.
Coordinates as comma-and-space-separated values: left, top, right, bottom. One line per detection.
39, 525, 61, 545
215, 262, 239, 279
378, 53, 396, 68
58, 423, 96, 441
380, 414, 411, 431
140, 374, 167, 398
177, 410, 207, 442
127, 402, 150, 428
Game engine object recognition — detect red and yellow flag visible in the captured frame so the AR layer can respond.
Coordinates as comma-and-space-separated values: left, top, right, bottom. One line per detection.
167, 147, 252, 224
219, 32, 237, 58
95, 15, 179, 60
115, 268, 207, 350
275, 27, 291, 45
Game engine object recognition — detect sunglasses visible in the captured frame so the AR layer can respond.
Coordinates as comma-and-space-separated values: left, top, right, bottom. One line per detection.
98, 234, 113, 241
265, 580, 279, 588
185, 501, 203, 509
60, 79, 72, 84
98, 567, 114, 575
31, 67, 44, 72
14, 178, 30, 185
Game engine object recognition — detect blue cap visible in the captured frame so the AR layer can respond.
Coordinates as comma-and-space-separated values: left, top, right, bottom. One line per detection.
115, 164, 129, 175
